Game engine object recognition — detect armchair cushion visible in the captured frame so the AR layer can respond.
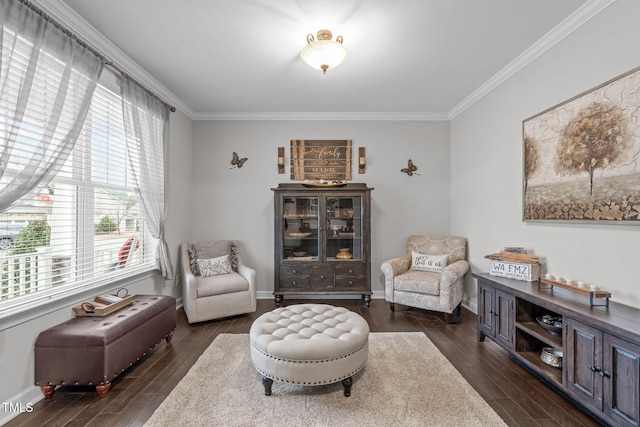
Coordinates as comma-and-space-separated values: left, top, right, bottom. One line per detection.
394, 270, 441, 295
197, 254, 232, 277
410, 251, 449, 273
197, 271, 249, 298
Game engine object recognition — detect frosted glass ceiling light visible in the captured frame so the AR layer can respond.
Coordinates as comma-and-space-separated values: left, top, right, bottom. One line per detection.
300, 29, 348, 74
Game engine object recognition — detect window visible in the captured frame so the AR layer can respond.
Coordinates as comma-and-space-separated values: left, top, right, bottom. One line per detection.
0, 68, 157, 312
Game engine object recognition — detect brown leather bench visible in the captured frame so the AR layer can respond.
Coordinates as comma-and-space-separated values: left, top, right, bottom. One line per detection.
34, 295, 176, 398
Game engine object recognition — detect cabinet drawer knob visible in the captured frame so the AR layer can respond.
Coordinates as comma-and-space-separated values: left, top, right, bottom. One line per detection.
348, 280, 353, 285
599, 370, 611, 378
320, 275, 325, 280
292, 280, 297, 285
590, 366, 601, 373
348, 269, 353, 274
292, 269, 297, 274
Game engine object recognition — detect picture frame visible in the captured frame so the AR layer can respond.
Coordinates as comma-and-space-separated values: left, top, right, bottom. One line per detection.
290, 140, 352, 180
522, 66, 640, 223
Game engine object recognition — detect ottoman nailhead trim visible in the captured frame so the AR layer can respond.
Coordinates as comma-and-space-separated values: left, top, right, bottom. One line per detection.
253, 361, 367, 385
250, 341, 367, 364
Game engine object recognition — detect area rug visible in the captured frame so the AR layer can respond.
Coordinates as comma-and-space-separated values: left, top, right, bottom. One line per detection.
145, 332, 506, 426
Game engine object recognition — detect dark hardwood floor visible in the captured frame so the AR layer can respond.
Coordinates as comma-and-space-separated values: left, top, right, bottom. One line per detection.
6, 299, 603, 427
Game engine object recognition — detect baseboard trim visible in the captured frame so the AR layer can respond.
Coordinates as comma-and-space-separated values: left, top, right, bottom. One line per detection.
256, 290, 385, 301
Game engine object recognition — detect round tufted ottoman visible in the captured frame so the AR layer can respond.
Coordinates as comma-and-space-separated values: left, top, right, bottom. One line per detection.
250, 303, 369, 397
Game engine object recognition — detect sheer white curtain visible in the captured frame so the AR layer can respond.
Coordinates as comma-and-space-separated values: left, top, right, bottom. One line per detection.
0, 0, 104, 211
120, 76, 173, 279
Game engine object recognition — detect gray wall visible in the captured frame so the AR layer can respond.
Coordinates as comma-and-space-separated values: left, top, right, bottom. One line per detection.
191, 120, 452, 299
451, 0, 640, 312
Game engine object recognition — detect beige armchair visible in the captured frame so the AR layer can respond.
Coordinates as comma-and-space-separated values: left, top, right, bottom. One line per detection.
381, 235, 469, 324
180, 240, 256, 324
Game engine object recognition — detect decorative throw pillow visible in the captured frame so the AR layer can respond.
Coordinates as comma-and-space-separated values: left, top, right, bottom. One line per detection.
188, 246, 199, 276
411, 251, 449, 273
230, 242, 239, 272
196, 255, 233, 277
191, 240, 240, 271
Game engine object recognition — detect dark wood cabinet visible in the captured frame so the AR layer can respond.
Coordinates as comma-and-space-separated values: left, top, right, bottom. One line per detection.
478, 282, 514, 350
475, 273, 640, 427
566, 318, 640, 426
272, 183, 373, 306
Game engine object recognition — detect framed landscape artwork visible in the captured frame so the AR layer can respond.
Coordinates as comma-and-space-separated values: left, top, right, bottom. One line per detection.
522, 66, 640, 223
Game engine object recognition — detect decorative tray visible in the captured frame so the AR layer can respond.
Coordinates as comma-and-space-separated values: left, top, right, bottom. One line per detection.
537, 278, 611, 307
302, 180, 346, 188
73, 294, 135, 317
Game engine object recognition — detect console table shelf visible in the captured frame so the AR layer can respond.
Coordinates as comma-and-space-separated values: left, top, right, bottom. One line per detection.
475, 273, 640, 427
516, 321, 563, 349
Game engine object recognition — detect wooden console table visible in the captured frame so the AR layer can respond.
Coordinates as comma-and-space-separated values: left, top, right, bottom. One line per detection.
475, 273, 640, 427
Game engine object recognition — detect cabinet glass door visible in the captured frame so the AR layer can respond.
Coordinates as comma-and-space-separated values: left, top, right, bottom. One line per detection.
282, 196, 319, 261
326, 195, 362, 261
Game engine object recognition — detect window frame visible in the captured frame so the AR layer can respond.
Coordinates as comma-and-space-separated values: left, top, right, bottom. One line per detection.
0, 70, 160, 328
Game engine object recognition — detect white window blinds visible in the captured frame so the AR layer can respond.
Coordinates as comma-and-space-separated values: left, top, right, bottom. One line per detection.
0, 68, 157, 311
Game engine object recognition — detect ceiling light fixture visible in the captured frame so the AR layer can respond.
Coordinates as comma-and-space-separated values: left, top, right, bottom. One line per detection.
300, 29, 348, 74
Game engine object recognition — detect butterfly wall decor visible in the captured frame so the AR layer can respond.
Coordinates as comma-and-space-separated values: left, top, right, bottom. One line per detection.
401, 159, 418, 176
230, 152, 248, 168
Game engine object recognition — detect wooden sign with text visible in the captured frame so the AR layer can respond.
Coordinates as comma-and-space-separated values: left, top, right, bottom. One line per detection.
290, 140, 352, 180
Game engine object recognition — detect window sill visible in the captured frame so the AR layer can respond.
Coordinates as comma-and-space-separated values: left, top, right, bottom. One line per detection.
0, 269, 158, 331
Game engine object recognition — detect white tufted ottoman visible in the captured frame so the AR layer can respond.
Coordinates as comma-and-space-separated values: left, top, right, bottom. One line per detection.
250, 303, 369, 397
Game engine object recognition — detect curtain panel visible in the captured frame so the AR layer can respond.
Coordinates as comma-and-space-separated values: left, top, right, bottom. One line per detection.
0, 0, 104, 211
120, 76, 173, 280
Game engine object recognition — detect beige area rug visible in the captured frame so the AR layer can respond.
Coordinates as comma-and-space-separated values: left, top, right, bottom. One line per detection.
145, 332, 506, 427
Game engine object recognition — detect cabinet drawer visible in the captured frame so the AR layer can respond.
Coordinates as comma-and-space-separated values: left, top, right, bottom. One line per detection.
279, 277, 310, 289
334, 276, 366, 290
280, 266, 310, 277
335, 264, 366, 277
310, 266, 335, 289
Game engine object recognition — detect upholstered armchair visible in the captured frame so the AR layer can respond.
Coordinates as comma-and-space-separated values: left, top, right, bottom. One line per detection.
180, 240, 256, 324
381, 235, 469, 324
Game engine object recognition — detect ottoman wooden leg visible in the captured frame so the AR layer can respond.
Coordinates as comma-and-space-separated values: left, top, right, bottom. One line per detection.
342, 377, 353, 397
166, 330, 175, 343
262, 376, 273, 396
96, 384, 111, 398
40, 385, 55, 399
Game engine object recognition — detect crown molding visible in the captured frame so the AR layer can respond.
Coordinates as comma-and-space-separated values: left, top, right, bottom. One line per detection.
192, 111, 449, 121
448, 0, 616, 120
31, 0, 195, 118
30, 0, 613, 122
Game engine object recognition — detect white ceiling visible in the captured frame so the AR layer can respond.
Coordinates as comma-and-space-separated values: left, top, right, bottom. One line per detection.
43, 0, 612, 120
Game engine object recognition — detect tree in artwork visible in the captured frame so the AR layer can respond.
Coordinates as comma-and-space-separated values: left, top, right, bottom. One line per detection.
555, 101, 628, 195
523, 136, 538, 195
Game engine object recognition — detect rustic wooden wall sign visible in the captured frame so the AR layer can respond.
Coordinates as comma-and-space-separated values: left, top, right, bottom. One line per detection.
290, 140, 352, 180
522, 65, 640, 223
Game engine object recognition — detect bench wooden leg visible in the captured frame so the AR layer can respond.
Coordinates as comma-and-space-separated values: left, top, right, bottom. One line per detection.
166, 330, 174, 343
40, 385, 55, 399
96, 384, 111, 398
